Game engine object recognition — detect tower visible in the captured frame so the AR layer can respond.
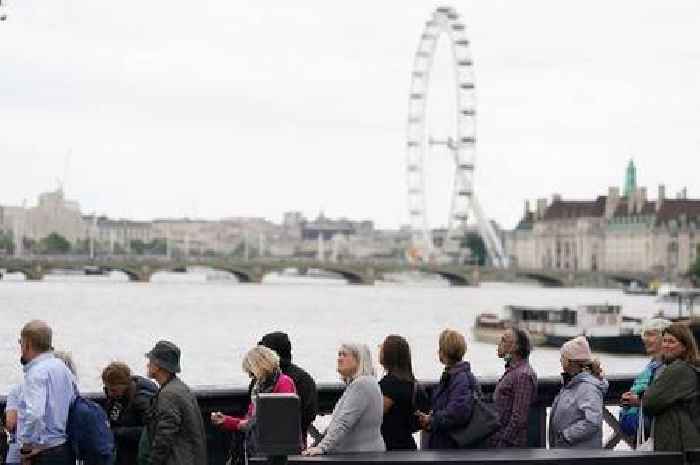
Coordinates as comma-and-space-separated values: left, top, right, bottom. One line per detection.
624, 159, 637, 197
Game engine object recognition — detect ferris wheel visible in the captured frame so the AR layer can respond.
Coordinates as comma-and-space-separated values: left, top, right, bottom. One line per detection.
405, 6, 508, 268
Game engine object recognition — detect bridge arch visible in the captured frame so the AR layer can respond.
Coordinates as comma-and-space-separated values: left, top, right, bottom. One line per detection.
516, 272, 565, 287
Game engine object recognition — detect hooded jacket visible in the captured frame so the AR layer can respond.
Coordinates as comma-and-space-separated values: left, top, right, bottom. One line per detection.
105, 375, 158, 465
257, 332, 319, 441
644, 359, 700, 452
549, 372, 609, 449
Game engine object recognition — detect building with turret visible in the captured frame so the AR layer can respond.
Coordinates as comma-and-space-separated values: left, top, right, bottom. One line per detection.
505, 163, 700, 275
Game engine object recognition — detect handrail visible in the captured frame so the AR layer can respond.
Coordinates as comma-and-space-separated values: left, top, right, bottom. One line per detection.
0, 375, 639, 464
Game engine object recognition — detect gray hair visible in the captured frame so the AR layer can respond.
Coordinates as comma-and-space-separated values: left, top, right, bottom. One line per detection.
53, 350, 78, 378
340, 343, 375, 382
641, 318, 672, 334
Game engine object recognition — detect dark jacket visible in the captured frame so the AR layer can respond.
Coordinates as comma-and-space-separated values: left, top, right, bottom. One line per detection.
146, 376, 207, 465
253, 331, 319, 444
427, 361, 476, 450
106, 375, 158, 465
644, 359, 700, 452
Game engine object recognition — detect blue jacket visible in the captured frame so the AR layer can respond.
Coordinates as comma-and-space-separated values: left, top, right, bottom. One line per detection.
428, 361, 476, 449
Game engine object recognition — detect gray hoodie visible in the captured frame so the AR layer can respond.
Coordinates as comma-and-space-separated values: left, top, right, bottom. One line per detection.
549, 372, 609, 449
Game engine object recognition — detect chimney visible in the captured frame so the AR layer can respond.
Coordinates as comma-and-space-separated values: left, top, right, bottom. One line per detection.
657, 184, 666, 213
606, 187, 620, 219
536, 198, 547, 220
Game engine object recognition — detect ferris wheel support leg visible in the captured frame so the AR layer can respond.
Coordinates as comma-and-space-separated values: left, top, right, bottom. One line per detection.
470, 195, 509, 268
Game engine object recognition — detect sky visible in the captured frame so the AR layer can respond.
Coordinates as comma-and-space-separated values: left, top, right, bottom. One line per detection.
1, 0, 699, 230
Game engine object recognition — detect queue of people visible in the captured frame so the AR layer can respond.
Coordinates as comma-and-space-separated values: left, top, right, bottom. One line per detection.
5, 318, 700, 465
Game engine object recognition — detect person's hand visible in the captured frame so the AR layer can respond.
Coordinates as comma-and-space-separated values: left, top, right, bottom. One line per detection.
415, 411, 431, 431
238, 419, 249, 431
20, 445, 43, 465
621, 391, 640, 407
302, 447, 322, 456
210, 411, 225, 426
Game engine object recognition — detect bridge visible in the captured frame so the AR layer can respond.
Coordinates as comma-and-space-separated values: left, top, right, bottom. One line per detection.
0, 256, 656, 287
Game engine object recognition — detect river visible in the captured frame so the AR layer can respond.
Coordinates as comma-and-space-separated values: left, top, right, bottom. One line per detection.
0, 272, 664, 394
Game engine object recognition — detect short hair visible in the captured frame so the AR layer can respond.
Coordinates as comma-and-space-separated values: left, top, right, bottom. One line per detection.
54, 350, 77, 377
663, 323, 699, 366
512, 328, 532, 359
641, 318, 672, 334
380, 335, 415, 382
439, 329, 466, 364
242, 346, 280, 380
102, 361, 132, 386
339, 343, 375, 382
21, 320, 53, 352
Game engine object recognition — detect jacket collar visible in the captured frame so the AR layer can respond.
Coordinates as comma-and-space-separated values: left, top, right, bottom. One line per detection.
23, 351, 54, 373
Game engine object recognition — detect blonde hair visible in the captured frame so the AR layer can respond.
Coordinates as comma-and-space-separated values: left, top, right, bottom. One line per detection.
439, 329, 466, 365
242, 345, 280, 380
339, 343, 375, 383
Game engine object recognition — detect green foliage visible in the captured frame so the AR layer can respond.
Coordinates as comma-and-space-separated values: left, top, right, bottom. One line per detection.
461, 232, 486, 266
691, 256, 700, 282
39, 232, 71, 254
0, 230, 15, 254
129, 239, 167, 255
73, 239, 90, 254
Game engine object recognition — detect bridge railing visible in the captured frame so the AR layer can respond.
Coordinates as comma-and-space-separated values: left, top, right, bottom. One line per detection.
0, 374, 638, 465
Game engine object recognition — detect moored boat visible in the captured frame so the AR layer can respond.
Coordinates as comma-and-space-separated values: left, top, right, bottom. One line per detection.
474, 304, 647, 355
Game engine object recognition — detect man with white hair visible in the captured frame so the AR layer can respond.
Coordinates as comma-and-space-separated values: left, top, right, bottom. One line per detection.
618, 318, 672, 438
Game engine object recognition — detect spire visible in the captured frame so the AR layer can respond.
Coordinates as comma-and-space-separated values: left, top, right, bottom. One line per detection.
624, 159, 637, 197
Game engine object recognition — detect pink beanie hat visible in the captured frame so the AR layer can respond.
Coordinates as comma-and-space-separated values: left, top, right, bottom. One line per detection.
560, 336, 592, 361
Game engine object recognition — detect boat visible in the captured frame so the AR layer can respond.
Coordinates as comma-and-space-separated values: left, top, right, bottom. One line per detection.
622, 281, 658, 296
471, 313, 507, 344
473, 304, 645, 355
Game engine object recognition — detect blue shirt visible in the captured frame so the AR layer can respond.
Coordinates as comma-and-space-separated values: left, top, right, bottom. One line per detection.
20, 352, 77, 448
4, 384, 24, 464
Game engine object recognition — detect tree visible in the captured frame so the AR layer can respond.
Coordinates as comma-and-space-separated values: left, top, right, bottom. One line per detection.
691, 257, 700, 285
0, 230, 14, 255
461, 232, 487, 266
39, 232, 71, 254
130, 239, 146, 255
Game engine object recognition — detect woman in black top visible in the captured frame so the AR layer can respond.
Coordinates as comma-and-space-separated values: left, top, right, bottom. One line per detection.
379, 334, 424, 450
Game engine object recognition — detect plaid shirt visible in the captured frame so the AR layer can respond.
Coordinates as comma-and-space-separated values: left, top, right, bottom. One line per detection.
489, 359, 537, 447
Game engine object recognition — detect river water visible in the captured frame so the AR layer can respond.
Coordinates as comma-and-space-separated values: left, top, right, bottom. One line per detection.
0, 272, 666, 395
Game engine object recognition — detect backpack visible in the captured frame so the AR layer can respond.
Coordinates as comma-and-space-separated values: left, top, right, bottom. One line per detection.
67, 394, 116, 465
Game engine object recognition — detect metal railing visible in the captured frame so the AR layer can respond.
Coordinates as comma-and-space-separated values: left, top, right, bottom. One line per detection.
0, 375, 654, 465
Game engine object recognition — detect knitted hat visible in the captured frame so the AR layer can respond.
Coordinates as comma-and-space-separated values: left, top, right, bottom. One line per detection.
560, 336, 592, 361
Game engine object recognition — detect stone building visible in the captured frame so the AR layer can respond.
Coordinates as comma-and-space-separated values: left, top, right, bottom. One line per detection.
506, 162, 700, 275
0, 189, 88, 245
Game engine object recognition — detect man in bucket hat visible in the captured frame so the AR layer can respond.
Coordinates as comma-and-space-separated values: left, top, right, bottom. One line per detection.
143, 340, 207, 465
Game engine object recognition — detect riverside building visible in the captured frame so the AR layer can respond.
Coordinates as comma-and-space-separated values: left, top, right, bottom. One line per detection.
505, 161, 700, 275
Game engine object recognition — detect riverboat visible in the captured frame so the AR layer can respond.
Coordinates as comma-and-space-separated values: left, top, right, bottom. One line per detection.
473, 304, 646, 354
622, 281, 658, 296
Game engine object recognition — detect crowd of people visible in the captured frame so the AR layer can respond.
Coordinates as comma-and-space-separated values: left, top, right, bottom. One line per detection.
3, 318, 700, 465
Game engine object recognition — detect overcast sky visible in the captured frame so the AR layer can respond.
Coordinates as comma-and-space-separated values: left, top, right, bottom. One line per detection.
1, 1, 699, 229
